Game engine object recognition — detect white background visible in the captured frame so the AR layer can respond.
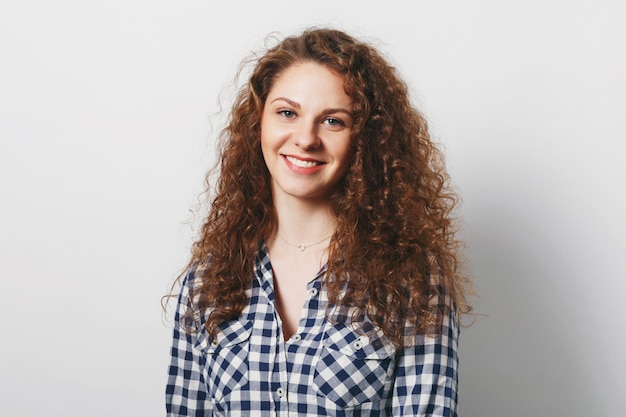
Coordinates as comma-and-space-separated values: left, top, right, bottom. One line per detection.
1, 1, 624, 416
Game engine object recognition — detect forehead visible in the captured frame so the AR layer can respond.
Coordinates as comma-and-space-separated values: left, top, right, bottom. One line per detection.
267, 62, 351, 105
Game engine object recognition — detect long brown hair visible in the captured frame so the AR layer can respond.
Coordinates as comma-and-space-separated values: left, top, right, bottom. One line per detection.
181, 28, 472, 346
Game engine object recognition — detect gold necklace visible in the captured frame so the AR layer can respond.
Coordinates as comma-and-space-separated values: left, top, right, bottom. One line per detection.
277, 232, 333, 251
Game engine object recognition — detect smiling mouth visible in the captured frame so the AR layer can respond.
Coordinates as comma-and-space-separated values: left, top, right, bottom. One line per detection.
284, 155, 323, 168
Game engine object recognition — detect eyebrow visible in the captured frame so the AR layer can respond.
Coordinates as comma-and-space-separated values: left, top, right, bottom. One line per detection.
269, 97, 353, 117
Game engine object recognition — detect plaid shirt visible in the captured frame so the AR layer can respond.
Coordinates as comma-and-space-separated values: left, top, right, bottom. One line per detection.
166, 244, 459, 416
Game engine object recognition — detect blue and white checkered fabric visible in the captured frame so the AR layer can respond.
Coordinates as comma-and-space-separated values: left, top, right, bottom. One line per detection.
166, 245, 459, 416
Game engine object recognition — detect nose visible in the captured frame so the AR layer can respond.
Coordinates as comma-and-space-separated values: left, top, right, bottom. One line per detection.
293, 122, 320, 150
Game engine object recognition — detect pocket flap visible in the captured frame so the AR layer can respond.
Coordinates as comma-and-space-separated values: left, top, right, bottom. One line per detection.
323, 323, 396, 360
195, 319, 253, 354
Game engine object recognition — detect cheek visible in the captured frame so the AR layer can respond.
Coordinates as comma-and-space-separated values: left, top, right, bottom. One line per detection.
260, 138, 273, 167
259, 112, 272, 147
260, 124, 273, 156
335, 139, 353, 168
260, 131, 281, 173
260, 119, 286, 150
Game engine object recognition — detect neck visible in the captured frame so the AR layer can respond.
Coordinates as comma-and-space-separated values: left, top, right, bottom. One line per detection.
271, 195, 336, 248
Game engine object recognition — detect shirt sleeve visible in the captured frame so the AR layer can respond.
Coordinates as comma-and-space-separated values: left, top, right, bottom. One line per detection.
391, 308, 459, 416
165, 269, 213, 417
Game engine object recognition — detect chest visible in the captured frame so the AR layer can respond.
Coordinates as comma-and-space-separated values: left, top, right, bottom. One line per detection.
269, 256, 323, 339
198, 281, 397, 414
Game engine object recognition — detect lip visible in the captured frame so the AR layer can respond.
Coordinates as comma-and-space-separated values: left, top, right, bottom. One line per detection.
281, 154, 326, 174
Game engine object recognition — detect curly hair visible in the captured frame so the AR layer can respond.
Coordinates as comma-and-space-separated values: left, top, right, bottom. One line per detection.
183, 28, 472, 347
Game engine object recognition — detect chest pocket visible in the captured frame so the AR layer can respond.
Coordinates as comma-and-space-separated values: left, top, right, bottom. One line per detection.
313, 322, 397, 409
195, 319, 252, 401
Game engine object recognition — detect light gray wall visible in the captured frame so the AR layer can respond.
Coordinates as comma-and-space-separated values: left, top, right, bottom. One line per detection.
1, 1, 624, 416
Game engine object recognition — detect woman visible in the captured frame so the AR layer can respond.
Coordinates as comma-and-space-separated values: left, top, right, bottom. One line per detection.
166, 28, 472, 416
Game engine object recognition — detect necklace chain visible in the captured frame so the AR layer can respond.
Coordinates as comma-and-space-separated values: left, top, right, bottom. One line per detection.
277, 232, 333, 251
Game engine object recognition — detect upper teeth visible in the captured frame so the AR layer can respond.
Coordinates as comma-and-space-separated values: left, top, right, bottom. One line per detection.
286, 156, 319, 168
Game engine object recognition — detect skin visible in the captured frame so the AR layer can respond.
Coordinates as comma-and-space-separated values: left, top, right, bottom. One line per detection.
260, 62, 354, 339
260, 62, 353, 205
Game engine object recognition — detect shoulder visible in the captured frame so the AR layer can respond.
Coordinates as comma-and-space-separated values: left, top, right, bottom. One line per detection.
174, 263, 210, 331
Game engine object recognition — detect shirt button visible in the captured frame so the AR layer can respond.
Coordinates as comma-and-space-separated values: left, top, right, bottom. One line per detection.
276, 387, 286, 398
309, 288, 319, 297
353, 337, 363, 350
291, 334, 302, 342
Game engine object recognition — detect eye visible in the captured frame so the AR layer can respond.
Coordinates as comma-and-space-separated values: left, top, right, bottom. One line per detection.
324, 117, 345, 127
278, 109, 296, 119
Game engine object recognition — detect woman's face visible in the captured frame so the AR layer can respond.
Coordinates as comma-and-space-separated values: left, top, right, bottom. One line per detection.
260, 62, 353, 205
